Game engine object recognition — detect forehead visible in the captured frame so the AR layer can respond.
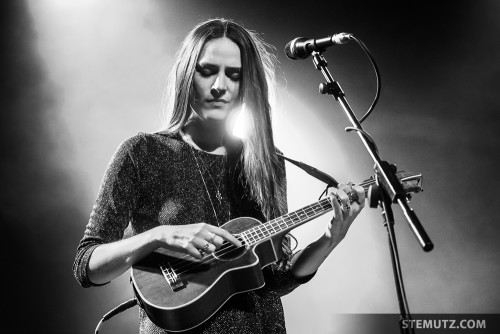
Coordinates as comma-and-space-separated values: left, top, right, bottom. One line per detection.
198, 37, 241, 67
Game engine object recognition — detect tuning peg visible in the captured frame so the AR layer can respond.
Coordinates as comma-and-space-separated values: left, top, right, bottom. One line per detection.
367, 184, 381, 208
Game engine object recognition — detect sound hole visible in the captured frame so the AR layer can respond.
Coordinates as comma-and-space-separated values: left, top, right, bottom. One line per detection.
213, 235, 247, 261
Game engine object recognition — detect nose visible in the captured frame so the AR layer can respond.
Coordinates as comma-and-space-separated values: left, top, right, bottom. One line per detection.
210, 74, 227, 97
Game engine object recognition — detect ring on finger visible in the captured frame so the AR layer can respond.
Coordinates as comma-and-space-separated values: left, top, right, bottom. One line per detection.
198, 248, 205, 257
203, 243, 210, 252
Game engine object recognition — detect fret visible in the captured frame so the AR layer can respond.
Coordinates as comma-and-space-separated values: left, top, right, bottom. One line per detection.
274, 218, 287, 231
302, 210, 319, 220
258, 225, 267, 237
290, 212, 302, 223
240, 231, 252, 245
255, 226, 266, 238
295, 210, 305, 219
242, 171, 421, 247
276, 219, 285, 229
304, 206, 320, 217
270, 221, 279, 233
264, 222, 275, 235
244, 199, 334, 246
246, 230, 257, 244
310, 202, 323, 213
264, 226, 272, 235
320, 199, 332, 209
277, 218, 288, 229
306, 207, 317, 216
239, 232, 247, 245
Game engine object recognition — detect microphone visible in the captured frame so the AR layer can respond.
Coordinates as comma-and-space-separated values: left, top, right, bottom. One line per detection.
284, 33, 352, 60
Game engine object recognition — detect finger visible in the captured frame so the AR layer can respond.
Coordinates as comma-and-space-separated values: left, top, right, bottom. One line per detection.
352, 185, 365, 206
344, 196, 364, 220
327, 187, 348, 207
208, 226, 242, 247
328, 189, 343, 221
193, 237, 216, 255
345, 184, 364, 208
336, 188, 350, 213
339, 183, 352, 193
339, 183, 359, 204
210, 233, 224, 248
180, 241, 205, 260
202, 231, 223, 248
347, 203, 361, 220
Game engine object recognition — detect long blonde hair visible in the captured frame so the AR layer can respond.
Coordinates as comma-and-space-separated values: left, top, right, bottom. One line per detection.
164, 18, 285, 220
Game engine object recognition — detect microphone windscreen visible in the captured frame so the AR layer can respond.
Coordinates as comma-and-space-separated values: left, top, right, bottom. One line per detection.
284, 40, 296, 60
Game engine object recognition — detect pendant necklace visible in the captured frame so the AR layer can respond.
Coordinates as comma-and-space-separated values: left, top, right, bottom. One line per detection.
182, 130, 228, 225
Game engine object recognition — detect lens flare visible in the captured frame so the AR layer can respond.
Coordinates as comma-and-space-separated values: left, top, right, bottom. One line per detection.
230, 103, 250, 139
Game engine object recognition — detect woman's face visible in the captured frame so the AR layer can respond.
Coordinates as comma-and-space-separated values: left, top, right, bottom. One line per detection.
191, 37, 242, 123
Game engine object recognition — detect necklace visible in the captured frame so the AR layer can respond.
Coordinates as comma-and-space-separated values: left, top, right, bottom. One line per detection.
180, 131, 225, 202
181, 131, 228, 225
196, 152, 225, 204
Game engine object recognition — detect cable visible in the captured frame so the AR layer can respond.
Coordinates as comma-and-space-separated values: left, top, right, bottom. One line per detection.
344, 126, 380, 156
95, 298, 138, 334
349, 35, 381, 123
319, 186, 329, 200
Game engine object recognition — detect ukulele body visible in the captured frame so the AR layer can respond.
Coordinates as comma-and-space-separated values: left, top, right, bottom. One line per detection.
131, 216, 284, 333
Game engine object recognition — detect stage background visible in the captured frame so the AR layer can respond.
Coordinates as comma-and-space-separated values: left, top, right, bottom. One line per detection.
3, 0, 499, 333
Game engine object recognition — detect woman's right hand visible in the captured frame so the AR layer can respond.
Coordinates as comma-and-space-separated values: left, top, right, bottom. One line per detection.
153, 223, 242, 259
87, 223, 241, 285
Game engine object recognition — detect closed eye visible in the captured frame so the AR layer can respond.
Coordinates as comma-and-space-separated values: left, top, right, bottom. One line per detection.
196, 64, 242, 82
226, 68, 241, 82
196, 64, 216, 78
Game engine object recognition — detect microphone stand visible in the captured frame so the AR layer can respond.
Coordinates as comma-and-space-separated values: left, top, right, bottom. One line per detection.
309, 51, 433, 333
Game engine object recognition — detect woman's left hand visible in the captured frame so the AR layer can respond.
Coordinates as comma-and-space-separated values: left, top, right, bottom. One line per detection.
289, 183, 366, 278
325, 183, 365, 245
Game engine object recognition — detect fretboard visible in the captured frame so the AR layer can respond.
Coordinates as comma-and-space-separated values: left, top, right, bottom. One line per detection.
237, 171, 421, 246
240, 198, 333, 246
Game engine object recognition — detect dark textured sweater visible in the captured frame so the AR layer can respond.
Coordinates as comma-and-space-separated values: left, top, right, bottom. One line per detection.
73, 132, 311, 333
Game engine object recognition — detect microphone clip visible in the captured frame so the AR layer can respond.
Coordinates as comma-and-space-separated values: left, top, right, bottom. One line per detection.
319, 81, 343, 97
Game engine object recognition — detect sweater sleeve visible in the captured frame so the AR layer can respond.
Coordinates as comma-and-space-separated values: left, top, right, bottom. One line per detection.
72, 135, 143, 288
265, 151, 316, 297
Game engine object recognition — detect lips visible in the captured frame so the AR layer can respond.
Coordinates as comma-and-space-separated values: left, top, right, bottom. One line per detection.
207, 99, 228, 103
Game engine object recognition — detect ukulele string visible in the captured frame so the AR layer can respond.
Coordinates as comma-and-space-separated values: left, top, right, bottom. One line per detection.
166, 224, 279, 275
165, 183, 377, 276
165, 175, 419, 277
168, 223, 277, 275
162, 236, 243, 267
167, 240, 247, 275
164, 226, 267, 274
166, 198, 335, 275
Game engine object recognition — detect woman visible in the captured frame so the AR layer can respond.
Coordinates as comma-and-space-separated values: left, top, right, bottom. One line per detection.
73, 18, 365, 333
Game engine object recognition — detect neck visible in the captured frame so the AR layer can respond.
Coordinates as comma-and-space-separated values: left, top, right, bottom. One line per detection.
182, 118, 228, 154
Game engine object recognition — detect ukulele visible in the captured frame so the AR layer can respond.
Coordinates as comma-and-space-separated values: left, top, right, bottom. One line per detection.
131, 171, 422, 332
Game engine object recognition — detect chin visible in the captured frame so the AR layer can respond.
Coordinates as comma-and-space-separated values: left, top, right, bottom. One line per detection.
202, 107, 233, 121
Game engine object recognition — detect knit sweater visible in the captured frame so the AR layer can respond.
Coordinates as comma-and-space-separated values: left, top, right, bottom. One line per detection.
73, 132, 312, 333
